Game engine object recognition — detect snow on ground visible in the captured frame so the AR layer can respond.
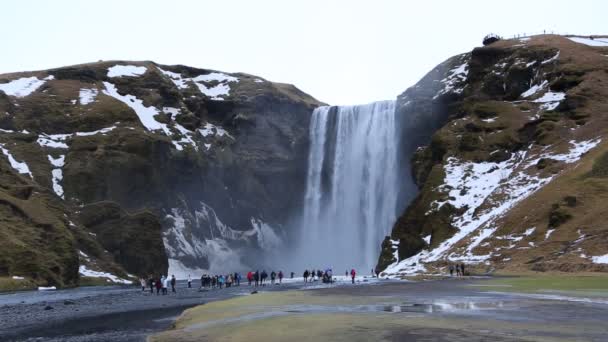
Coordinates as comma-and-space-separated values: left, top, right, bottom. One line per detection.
384, 138, 602, 276
591, 254, 608, 264
102, 82, 171, 135
48, 155, 65, 199
0, 144, 33, 178
37, 127, 116, 149
568, 37, 608, 47
38, 286, 57, 291
37, 133, 70, 148
541, 51, 560, 65
157, 67, 239, 100
161, 108, 197, 151
0, 75, 53, 97
434, 59, 469, 99
103, 83, 201, 150
545, 229, 555, 240
78, 265, 132, 284
107, 65, 147, 78
521, 80, 548, 98
79, 88, 98, 105
11, 276, 24, 280
78, 250, 90, 261
75, 126, 116, 136
158, 68, 189, 89
533, 91, 566, 111
199, 122, 233, 139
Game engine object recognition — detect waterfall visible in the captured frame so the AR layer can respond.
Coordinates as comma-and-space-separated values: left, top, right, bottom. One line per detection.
296, 100, 400, 271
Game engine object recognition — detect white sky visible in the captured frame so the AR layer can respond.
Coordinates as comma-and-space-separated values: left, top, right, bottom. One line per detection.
1, 0, 606, 105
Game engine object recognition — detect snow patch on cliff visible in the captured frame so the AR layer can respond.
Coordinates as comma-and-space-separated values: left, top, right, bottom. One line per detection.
79, 88, 98, 105
79, 265, 132, 284
591, 254, 608, 264
48, 155, 65, 198
107, 65, 147, 78
534, 91, 566, 111
383, 138, 602, 276
521, 80, 548, 98
0, 75, 53, 97
434, 58, 469, 99
0, 144, 33, 178
102, 82, 171, 134
568, 37, 608, 47
157, 68, 239, 100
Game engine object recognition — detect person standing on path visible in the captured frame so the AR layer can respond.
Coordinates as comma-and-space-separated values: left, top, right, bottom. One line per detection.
171, 275, 177, 293
247, 271, 253, 286
162, 276, 168, 295
270, 271, 276, 285
187, 274, 192, 288
140, 278, 146, 292
290, 272, 294, 279
149, 277, 154, 293
303, 270, 309, 283
155, 277, 162, 295
278, 271, 283, 284
345, 270, 349, 277
449, 264, 454, 277
261, 270, 268, 286
350, 269, 356, 284
460, 263, 465, 277
254, 270, 260, 287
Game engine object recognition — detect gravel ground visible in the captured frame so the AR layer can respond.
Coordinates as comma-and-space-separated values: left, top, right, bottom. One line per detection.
0, 279, 313, 341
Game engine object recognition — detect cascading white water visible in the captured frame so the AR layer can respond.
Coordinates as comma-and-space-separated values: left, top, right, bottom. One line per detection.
296, 100, 400, 271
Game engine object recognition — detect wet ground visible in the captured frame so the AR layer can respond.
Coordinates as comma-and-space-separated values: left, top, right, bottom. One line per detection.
0, 278, 320, 342
3, 277, 608, 341
151, 278, 608, 342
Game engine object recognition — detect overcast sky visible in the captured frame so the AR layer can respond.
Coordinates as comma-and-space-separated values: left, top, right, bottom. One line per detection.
2, 0, 606, 105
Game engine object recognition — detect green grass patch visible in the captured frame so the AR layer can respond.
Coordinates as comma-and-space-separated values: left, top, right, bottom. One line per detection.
0, 276, 37, 292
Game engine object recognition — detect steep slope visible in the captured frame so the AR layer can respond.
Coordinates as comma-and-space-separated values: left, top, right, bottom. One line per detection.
378, 35, 608, 276
0, 61, 322, 287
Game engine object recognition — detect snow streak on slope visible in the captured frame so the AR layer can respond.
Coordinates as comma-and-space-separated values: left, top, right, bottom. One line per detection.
0, 75, 54, 97
384, 139, 602, 276
79, 265, 132, 284
158, 67, 239, 100
434, 57, 469, 99
107, 65, 147, 77
568, 37, 608, 47
102, 82, 170, 134
79, 88, 98, 105
0, 144, 33, 178
48, 154, 65, 198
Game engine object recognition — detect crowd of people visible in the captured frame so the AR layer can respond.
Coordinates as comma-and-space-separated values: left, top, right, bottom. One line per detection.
139, 267, 364, 294
140, 275, 178, 295
448, 263, 467, 277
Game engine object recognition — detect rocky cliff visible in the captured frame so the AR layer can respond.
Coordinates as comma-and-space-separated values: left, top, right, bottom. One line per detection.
0, 61, 321, 288
378, 35, 608, 276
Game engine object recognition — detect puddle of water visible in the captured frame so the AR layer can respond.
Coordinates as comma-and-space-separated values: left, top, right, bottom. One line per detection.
378, 301, 507, 313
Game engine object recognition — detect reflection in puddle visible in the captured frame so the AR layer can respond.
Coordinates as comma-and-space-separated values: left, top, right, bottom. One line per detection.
380, 301, 505, 313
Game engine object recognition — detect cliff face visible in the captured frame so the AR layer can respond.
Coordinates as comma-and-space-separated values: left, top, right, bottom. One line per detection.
0, 61, 321, 287
378, 35, 608, 275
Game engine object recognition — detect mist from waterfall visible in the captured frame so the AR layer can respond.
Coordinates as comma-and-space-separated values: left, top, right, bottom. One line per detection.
292, 101, 401, 272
